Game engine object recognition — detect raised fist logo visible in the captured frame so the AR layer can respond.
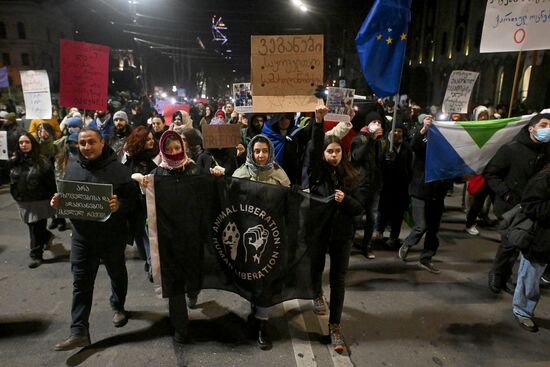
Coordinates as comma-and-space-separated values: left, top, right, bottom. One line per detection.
222, 221, 240, 260
243, 224, 269, 264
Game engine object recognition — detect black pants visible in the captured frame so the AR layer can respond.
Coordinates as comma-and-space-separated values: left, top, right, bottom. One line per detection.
27, 219, 49, 260
490, 236, 520, 288
169, 295, 189, 332
69, 238, 128, 336
376, 190, 409, 239
466, 183, 495, 227
312, 239, 353, 325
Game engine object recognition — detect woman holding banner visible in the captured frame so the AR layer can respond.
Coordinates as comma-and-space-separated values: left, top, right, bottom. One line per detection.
308, 104, 363, 353
232, 133, 290, 350
8, 132, 57, 268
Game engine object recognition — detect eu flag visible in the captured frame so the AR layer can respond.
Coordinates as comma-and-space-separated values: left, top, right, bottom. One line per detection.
355, 0, 412, 97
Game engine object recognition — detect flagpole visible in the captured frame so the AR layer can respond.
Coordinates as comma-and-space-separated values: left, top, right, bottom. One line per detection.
508, 50, 523, 118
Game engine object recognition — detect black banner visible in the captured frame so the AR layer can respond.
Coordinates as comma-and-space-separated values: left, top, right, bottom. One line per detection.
146, 175, 332, 307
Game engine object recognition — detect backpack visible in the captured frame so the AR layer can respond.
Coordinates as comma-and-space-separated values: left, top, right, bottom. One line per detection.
497, 204, 535, 249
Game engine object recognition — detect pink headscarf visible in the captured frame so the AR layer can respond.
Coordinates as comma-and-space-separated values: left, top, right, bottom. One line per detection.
158, 130, 190, 170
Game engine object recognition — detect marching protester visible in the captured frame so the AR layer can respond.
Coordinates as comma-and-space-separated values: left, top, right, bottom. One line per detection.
309, 104, 363, 353
124, 126, 160, 282
232, 134, 290, 350
485, 114, 550, 294
398, 114, 453, 273
199, 105, 214, 126
132, 130, 201, 344
51, 127, 139, 351
375, 120, 413, 249
150, 115, 168, 142
350, 111, 388, 259
109, 110, 132, 162
512, 162, 550, 332
8, 132, 56, 268
169, 110, 193, 136
88, 109, 114, 140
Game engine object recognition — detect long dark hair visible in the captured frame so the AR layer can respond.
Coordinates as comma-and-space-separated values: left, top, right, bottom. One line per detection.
14, 132, 41, 164
323, 135, 360, 189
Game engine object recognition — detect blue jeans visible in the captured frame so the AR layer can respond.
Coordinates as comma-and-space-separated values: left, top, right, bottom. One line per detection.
513, 255, 547, 319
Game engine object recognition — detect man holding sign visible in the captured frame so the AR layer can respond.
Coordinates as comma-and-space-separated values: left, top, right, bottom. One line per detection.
50, 128, 139, 351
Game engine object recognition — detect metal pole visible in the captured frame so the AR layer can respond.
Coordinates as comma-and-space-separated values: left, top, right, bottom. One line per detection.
508, 50, 523, 118
389, 94, 399, 152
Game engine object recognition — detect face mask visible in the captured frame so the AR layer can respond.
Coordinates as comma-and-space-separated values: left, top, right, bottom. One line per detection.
368, 123, 380, 133
535, 128, 550, 143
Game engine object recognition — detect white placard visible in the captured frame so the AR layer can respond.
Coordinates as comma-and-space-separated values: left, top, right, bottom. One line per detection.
233, 82, 253, 113
325, 87, 355, 122
20, 70, 52, 119
442, 71, 479, 114
0, 131, 8, 160
480, 1, 550, 53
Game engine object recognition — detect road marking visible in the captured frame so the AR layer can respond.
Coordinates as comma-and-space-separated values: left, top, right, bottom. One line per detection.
283, 299, 317, 367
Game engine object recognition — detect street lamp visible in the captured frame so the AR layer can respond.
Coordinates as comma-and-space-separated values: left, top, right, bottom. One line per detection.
290, 0, 309, 12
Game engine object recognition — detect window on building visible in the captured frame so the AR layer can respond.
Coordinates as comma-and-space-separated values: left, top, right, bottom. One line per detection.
2, 53, 10, 66
17, 22, 26, 39
455, 25, 465, 53
440, 32, 448, 56
21, 53, 29, 66
495, 67, 505, 105
520, 65, 532, 102
0, 22, 6, 39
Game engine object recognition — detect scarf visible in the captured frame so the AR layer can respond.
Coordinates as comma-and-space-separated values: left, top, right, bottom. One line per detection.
244, 134, 275, 174
158, 130, 190, 170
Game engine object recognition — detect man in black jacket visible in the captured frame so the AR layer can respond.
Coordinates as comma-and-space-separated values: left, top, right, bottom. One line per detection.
398, 115, 452, 273
51, 128, 139, 351
485, 114, 550, 294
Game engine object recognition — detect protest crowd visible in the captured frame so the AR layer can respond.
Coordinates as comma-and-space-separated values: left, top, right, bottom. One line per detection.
1, 91, 550, 354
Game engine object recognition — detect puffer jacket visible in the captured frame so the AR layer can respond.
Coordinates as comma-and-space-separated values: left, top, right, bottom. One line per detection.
9, 155, 56, 202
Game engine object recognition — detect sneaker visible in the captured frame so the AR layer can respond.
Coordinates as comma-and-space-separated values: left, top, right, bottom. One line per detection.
514, 314, 538, 332
329, 323, 346, 353
54, 334, 91, 351
465, 225, 479, 236
313, 295, 327, 315
187, 293, 198, 309
112, 310, 128, 327
488, 271, 502, 294
28, 258, 43, 269
419, 260, 440, 274
398, 244, 410, 261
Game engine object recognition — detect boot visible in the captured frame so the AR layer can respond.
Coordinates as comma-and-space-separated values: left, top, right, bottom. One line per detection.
257, 320, 272, 350
54, 335, 91, 351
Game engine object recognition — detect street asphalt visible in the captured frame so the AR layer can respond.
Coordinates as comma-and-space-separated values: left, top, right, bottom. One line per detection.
1, 184, 549, 367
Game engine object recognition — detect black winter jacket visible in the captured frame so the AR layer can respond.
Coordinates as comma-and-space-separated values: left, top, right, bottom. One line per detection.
350, 132, 387, 193
408, 131, 452, 200
308, 122, 364, 241
63, 146, 139, 245
484, 128, 547, 218
9, 155, 56, 202
521, 169, 550, 263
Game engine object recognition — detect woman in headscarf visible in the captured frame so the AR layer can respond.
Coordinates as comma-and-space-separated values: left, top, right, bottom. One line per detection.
9, 132, 57, 268
232, 134, 290, 350
169, 110, 193, 137
131, 130, 200, 344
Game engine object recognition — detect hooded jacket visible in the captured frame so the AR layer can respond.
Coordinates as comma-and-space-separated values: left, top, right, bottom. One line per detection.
484, 127, 547, 218
63, 145, 139, 244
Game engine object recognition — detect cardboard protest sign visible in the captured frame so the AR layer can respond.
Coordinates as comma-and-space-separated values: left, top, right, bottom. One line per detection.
162, 103, 190, 125
480, 1, 550, 53
251, 35, 323, 112
56, 180, 113, 222
325, 87, 355, 122
233, 82, 253, 113
20, 70, 52, 119
202, 124, 241, 149
0, 131, 8, 160
442, 71, 479, 114
60, 39, 110, 111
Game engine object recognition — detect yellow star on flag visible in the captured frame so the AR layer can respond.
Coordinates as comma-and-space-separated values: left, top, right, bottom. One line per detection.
376, 34, 382, 41
400, 33, 407, 41
386, 36, 393, 44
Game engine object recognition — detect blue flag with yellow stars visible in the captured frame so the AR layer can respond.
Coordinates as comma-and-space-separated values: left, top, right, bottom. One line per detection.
355, 0, 412, 97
